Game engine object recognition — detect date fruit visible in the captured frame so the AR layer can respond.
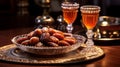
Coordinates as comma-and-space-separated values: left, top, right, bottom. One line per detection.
35, 42, 43, 47
16, 36, 28, 43
30, 37, 39, 44
64, 37, 77, 45
48, 42, 59, 47
40, 32, 50, 42
21, 40, 30, 45
58, 40, 70, 46
49, 36, 59, 43
34, 28, 42, 36
42, 27, 49, 33
53, 32, 64, 40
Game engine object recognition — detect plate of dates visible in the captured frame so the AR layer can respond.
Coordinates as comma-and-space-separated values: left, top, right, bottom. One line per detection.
11, 27, 86, 55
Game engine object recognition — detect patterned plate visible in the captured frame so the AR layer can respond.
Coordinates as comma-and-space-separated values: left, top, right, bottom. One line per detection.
0, 44, 104, 64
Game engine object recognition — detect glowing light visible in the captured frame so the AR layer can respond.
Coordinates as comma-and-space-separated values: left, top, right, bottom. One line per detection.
102, 31, 107, 34
101, 21, 109, 26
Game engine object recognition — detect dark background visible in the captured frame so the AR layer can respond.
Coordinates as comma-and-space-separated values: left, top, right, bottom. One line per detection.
0, 0, 120, 29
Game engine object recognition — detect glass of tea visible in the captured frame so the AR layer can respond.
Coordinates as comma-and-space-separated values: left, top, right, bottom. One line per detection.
61, 2, 79, 33
80, 5, 100, 54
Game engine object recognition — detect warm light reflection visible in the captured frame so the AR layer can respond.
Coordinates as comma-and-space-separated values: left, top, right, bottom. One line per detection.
86, 64, 95, 67
42, 0, 51, 3
43, 16, 46, 19
57, 18, 62, 22
102, 31, 107, 34
113, 31, 118, 35
98, 38, 114, 40
109, 32, 112, 35
45, 18, 53, 22
101, 21, 109, 26
97, 28, 100, 32
113, 31, 119, 37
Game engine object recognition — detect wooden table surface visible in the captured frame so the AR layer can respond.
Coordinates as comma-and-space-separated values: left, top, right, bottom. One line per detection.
0, 27, 120, 67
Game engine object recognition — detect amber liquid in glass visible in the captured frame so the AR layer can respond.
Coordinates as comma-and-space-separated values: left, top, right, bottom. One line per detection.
82, 13, 99, 30
63, 9, 78, 24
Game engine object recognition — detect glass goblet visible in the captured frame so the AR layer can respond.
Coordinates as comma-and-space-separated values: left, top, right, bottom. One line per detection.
80, 5, 100, 55
61, 2, 79, 33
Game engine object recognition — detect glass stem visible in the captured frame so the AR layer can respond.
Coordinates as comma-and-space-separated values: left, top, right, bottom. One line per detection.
86, 29, 94, 46
66, 24, 73, 33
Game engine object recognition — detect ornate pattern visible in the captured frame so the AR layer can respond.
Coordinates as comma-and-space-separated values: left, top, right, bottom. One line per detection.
0, 44, 104, 64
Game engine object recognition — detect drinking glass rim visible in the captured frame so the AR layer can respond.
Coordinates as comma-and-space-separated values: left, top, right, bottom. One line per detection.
80, 5, 100, 13
61, 2, 79, 9
80, 5, 100, 10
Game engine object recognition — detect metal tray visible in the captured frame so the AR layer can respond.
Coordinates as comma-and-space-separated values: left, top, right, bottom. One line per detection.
93, 16, 120, 41
0, 44, 104, 64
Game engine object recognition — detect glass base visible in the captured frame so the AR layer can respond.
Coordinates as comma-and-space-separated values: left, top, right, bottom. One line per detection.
80, 46, 98, 57
81, 29, 96, 56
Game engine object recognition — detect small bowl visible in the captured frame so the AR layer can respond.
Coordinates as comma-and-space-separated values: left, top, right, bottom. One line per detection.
11, 34, 85, 55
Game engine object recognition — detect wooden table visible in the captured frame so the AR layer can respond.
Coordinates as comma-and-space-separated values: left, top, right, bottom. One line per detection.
0, 26, 120, 67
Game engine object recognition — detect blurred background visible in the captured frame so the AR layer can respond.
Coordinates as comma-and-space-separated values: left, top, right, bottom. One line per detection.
0, 0, 120, 30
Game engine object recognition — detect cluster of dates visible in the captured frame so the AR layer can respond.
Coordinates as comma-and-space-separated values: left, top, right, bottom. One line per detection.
16, 27, 77, 47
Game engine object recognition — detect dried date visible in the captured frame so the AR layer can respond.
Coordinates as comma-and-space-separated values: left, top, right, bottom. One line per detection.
48, 28, 63, 35
53, 32, 64, 40
35, 42, 43, 47
40, 32, 50, 42
58, 40, 70, 46
64, 33, 72, 37
49, 36, 59, 43
34, 28, 42, 36
42, 27, 49, 33
48, 28, 57, 35
27, 31, 37, 39
16, 36, 28, 43
64, 37, 77, 45
21, 40, 30, 45
30, 37, 39, 44
48, 42, 59, 47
